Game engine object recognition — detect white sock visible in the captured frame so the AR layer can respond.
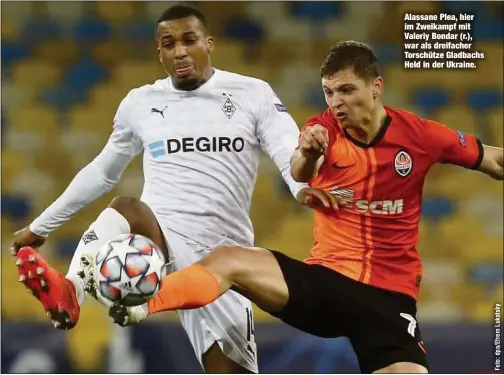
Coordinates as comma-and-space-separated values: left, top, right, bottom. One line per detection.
66, 208, 131, 305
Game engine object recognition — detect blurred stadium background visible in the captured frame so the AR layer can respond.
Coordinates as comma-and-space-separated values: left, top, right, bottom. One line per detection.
1, 1, 502, 373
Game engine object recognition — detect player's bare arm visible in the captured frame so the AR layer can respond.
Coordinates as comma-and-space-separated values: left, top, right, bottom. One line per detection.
478, 145, 504, 180
254, 84, 342, 211
290, 124, 328, 182
289, 125, 344, 210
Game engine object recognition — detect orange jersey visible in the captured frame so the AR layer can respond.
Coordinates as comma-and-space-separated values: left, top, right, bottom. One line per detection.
303, 106, 483, 300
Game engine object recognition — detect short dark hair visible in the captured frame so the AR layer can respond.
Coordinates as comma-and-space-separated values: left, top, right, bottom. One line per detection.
320, 41, 379, 81
157, 3, 208, 32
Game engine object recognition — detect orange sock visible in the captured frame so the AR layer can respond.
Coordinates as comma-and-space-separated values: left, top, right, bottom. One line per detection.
147, 264, 220, 315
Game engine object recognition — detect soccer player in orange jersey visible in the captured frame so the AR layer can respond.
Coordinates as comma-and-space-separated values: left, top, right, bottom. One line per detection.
105, 41, 503, 373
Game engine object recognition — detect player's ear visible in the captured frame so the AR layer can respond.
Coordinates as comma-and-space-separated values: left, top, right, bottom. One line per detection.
206, 36, 214, 54
157, 47, 163, 64
373, 77, 384, 98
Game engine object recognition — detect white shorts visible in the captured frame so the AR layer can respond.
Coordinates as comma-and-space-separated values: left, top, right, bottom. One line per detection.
157, 223, 258, 373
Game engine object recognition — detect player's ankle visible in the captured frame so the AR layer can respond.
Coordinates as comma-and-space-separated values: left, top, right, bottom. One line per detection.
140, 303, 149, 320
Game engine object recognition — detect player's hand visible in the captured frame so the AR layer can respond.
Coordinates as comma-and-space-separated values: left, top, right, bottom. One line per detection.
297, 187, 348, 211
109, 302, 148, 327
11, 227, 46, 256
299, 124, 329, 160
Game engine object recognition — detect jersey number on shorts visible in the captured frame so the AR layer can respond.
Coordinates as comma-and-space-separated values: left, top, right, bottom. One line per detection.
245, 307, 257, 357
400, 313, 417, 337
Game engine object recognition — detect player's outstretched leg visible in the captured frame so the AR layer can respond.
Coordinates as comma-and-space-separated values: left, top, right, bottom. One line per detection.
146, 246, 290, 315
131, 248, 429, 374
109, 246, 288, 374
108, 247, 289, 323
16, 196, 168, 330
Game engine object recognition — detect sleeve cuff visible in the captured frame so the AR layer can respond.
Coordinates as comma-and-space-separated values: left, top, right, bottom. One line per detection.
29, 222, 50, 237
471, 138, 484, 170
290, 182, 309, 200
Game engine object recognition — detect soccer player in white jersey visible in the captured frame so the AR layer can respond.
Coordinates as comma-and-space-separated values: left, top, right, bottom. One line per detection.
11, 4, 341, 374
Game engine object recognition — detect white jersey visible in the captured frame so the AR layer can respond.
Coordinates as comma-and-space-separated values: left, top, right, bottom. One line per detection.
30, 69, 307, 247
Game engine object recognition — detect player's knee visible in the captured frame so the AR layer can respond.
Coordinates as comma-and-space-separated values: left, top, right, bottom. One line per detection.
375, 362, 428, 373
108, 196, 144, 227
205, 246, 249, 277
109, 196, 140, 212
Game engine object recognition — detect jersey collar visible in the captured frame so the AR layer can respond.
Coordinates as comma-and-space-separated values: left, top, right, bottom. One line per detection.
166, 68, 220, 93
342, 108, 392, 149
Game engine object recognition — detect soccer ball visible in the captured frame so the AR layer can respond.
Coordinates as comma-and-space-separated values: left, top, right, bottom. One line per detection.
93, 234, 166, 307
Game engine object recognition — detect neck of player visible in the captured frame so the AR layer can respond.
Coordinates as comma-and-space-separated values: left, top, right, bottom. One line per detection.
346, 104, 387, 145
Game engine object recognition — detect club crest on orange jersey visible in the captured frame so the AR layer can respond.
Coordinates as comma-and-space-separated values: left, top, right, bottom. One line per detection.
394, 150, 413, 177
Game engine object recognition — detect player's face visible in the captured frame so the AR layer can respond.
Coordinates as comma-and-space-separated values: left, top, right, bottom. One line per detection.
156, 16, 214, 90
322, 68, 383, 128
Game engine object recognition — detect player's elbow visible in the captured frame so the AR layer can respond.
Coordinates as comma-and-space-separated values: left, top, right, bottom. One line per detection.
292, 175, 307, 183
199, 246, 252, 290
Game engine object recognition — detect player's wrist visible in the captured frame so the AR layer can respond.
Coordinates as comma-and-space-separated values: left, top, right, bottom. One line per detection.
295, 187, 310, 202
299, 148, 321, 162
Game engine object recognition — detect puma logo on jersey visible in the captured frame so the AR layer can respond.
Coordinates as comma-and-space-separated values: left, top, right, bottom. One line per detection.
151, 106, 167, 118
